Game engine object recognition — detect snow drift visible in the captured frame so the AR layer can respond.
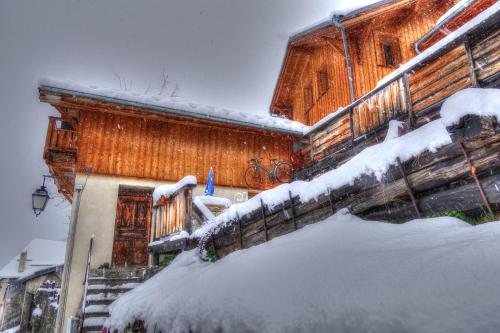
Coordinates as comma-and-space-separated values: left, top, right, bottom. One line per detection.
106, 210, 500, 333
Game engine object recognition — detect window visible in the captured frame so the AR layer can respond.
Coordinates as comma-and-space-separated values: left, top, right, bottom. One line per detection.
317, 66, 329, 96
374, 32, 402, 68
382, 44, 395, 67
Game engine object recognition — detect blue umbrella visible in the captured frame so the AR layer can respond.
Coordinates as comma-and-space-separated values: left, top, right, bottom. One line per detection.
205, 167, 215, 196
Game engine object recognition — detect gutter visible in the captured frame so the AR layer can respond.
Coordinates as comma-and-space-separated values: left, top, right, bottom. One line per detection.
39, 85, 305, 137
414, 0, 477, 53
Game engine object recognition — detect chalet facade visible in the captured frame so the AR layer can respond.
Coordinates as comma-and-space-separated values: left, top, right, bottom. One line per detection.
36, 0, 499, 332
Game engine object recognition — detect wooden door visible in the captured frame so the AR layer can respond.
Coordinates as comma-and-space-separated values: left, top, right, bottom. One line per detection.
112, 188, 153, 267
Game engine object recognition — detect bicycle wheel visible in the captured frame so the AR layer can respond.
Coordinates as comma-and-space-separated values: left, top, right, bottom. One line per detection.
275, 162, 294, 183
244, 166, 266, 189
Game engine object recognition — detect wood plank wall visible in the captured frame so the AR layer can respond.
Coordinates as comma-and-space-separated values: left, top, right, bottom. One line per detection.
290, 0, 451, 125
76, 110, 293, 189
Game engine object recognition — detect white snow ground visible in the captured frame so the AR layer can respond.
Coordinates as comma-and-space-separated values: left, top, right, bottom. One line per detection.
106, 210, 500, 333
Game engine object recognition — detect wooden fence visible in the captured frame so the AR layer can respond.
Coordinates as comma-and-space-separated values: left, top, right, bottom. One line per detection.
202, 116, 500, 259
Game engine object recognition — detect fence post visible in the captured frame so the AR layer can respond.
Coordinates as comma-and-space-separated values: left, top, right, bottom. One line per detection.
288, 191, 297, 230
326, 186, 335, 214
463, 35, 478, 88
396, 158, 421, 218
235, 212, 243, 249
260, 199, 269, 241
460, 143, 493, 215
402, 74, 415, 129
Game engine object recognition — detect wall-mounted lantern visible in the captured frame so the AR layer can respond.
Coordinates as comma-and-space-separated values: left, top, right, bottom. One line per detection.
32, 176, 50, 217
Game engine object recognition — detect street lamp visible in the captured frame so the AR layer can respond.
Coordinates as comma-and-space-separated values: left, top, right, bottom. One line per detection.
32, 176, 50, 217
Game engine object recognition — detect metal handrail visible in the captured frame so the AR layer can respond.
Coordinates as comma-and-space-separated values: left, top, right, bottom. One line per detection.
80, 235, 94, 332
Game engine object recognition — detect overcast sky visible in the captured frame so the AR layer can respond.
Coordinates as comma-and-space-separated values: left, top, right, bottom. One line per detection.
0, 0, 376, 266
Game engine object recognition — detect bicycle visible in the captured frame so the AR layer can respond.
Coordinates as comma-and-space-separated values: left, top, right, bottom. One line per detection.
244, 158, 294, 189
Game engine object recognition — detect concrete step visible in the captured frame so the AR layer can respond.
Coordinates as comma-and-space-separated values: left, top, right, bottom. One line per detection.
86, 286, 135, 295
82, 316, 107, 331
89, 267, 147, 279
86, 298, 115, 306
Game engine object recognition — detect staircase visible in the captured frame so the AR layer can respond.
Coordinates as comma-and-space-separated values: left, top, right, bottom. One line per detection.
81, 268, 146, 333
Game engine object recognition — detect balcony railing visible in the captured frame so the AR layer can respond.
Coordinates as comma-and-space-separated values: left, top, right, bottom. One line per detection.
43, 116, 77, 159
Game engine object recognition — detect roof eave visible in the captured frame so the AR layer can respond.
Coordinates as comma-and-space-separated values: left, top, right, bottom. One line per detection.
39, 85, 304, 137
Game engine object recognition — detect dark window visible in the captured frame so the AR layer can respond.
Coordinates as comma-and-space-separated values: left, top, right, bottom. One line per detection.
383, 44, 395, 67
317, 66, 329, 96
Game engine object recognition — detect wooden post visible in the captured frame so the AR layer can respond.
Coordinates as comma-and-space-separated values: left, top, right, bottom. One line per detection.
236, 212, 243, 249
326, 186, 335, 214
288, 191, 297, 230
260, 199, 269, 241
460, 143, 493, 215
349, 108, 355, 141
402, 74, 415, 129
463, 36, 478, 88
396, 158, 421, 218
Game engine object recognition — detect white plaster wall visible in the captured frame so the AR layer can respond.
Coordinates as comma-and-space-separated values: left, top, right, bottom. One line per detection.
60, 173, 247, 332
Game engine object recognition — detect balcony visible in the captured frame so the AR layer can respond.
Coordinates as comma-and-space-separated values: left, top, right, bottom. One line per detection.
43, 116, 77, 201
297, 18, 499, 179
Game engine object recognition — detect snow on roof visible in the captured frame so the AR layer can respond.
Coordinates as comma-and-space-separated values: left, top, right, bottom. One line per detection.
153, 176, 197, 204
289, 0, 390, 41
377, 2, 500, 87
106, 210, 500, 333
193, 88, 500, 240
0, 239, 66, 280
39, 79, 309, 136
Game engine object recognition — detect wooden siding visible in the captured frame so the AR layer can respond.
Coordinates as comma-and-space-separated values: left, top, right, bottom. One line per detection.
75, 110, 293, 189
273, 0, 456, 126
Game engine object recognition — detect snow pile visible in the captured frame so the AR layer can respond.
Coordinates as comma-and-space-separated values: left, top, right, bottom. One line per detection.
193, 197, 215, 220
0, 239, 66, 280
39, 79, 309, 135
439, 88, 500, 126
378, 2, 500, 87
383, 120, 405, 141
106, 210, 500, 333
192, 118, 452, 239
152, 176, 197, 204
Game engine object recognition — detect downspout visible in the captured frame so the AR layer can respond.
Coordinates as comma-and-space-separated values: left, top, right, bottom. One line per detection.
55, 183, 84, 333
332, 16, 355, 103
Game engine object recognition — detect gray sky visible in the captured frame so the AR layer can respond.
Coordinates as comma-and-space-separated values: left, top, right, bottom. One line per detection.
0, 0, 371, 266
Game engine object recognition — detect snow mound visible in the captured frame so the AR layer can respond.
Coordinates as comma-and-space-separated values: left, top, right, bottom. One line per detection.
106, 210, 500, 333
440, 88, 500, 126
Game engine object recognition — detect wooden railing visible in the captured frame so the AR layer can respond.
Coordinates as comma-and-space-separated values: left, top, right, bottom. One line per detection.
151, 187, 193, 242
299, 20, 499, 175
43, 116, 77, 158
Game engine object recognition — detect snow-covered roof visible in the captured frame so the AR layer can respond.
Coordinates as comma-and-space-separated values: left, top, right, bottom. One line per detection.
0, 238, 66, 280
289, 0, 391, 41
153, 176, 197, 204
39, 79, 309, 136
